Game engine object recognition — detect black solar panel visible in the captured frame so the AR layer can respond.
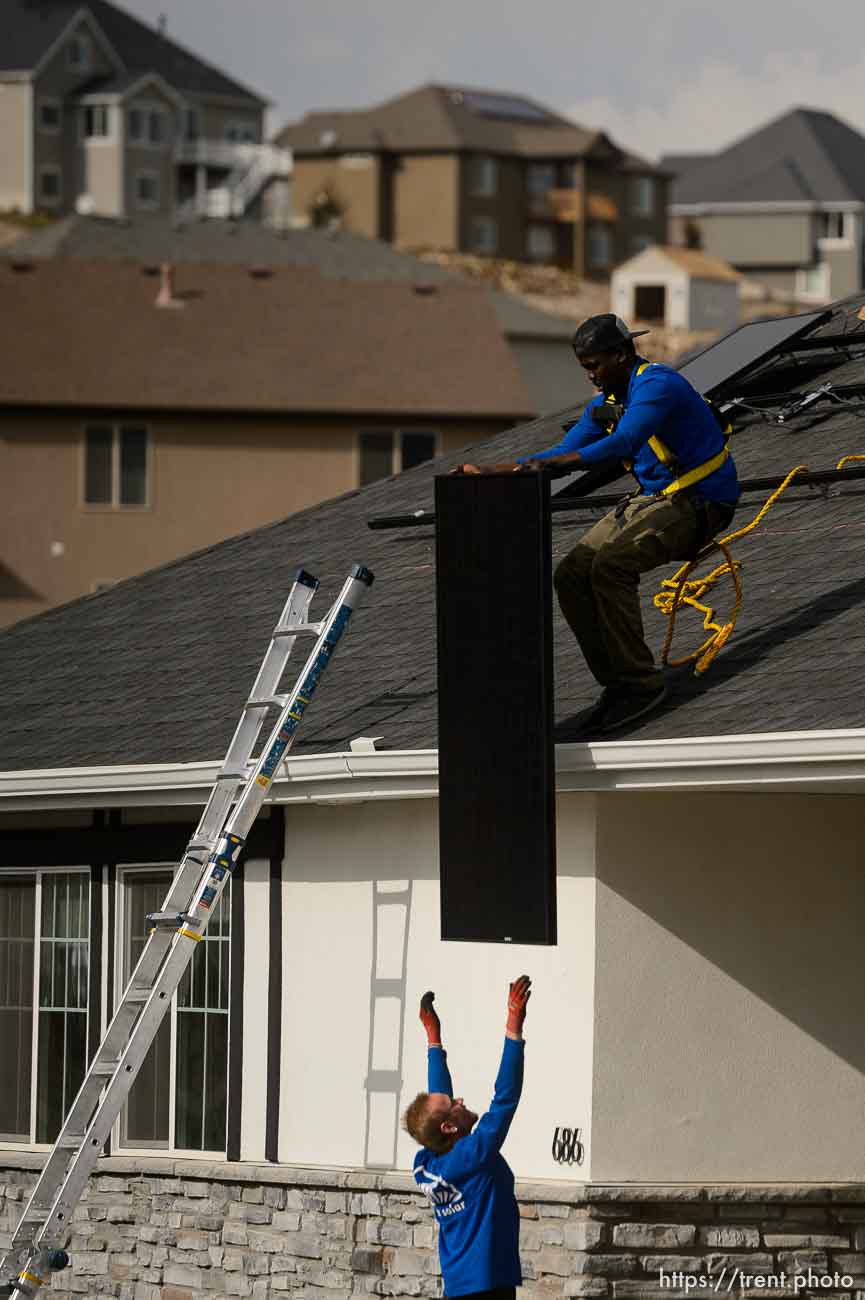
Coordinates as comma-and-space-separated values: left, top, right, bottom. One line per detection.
455, 90, 554, 123
676, 309, 832, 396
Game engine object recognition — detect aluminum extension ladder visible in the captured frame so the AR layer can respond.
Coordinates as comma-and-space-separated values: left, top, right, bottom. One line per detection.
0, 564, 373, 1299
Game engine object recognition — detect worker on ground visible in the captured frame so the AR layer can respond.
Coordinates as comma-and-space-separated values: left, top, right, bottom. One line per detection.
402, 977, 531, 1300
453, 314, 741, 732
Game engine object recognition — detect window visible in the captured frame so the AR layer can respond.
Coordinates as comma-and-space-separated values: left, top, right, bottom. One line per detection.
0, 873, 89, 1145
37, 166, 62, 206
224, 121, 258, 143
796, 264, 830, 300
588, 222, 613, 268
359, 430, 437, 485
129, 108, 167, 147
526, 223, 555, 262
38, 100, 62, 134
67, 33, 91, 70
631, 176, 655, 217
118, 870, 230, 1152
526, 163, 555, 196
82, 104, 110, 140
134, 171, 160, 209
817, 212, 853, 242
84, 425, 149, 507
468, 215, 497, 255
468, 156, 497, 197
180, 107, 200, 141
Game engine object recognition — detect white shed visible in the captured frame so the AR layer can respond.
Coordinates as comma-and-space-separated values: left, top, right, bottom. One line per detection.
611, 243, 741, 332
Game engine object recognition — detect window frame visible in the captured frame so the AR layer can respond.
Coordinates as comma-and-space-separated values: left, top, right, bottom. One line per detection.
180, 106, 200, 141
224, 119, 259, 144
66, 32, 92, 71
468, 214, 498, 256
526, 221, 556, 262
468, 155, 498, 198
128, 103, 169, 150
37, 164, 62, 207
631, 175, 655, 218
0, 867, 91, 1152
112, 864, 231, 1158
525, 162, 556, 197
817, 210, 855, 246
357, 428, 439, 486
81, 423, 152, 511
587, 222, 613, 269
37, 98, 62, 135
79, 103, 112, 144
133, 169, 161, 210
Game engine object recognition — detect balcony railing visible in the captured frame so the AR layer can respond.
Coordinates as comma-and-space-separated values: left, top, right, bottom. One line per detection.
526, 189, 619, 223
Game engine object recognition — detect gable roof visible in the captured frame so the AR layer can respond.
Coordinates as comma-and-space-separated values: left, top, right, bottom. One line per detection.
620, 245, 742, 283
3, 295, 865, 772
2, 0, 266, 103
277, 82, 615, 161
0, 258, 532, 418
3, 214, 574, 341
668, 108, 865, 206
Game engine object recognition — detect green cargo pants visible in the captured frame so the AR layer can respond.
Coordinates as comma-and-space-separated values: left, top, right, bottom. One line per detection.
553, 492, 735, 692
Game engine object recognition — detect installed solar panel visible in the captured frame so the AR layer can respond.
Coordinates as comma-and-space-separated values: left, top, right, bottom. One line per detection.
676, 309, 832, 396
457, 90, 554, 123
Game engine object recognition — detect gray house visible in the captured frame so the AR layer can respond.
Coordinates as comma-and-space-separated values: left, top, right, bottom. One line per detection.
0, 0, 287, 221
663, 107, 865, 302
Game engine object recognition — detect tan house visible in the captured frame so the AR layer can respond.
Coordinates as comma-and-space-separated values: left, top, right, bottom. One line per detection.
276, 83, 670, 277
0, 258, 533, 627
0, 0, 288, 222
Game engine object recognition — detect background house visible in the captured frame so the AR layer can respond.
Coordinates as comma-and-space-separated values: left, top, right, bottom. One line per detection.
2, 295, 865, 1298
0, 257, 532, 627
0, 0, 287, 221
276, 83, 670, 277
610, 244, 741, 333
663, 107, 865, 304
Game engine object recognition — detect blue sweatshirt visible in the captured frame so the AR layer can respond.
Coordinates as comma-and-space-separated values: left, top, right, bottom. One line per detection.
523, 360, 740, 503
413, 1040, 524, 1297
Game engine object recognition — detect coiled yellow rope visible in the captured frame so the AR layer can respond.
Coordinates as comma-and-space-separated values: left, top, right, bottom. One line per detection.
653, 464, 819, 675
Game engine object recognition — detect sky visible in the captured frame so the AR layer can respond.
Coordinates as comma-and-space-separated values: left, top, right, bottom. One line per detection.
116, 0, 865, 161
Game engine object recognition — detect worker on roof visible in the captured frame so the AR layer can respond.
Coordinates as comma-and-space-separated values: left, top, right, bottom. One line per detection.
453, 313, 741, 733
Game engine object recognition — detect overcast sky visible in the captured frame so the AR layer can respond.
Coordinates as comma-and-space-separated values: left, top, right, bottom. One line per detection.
119, 0, 865, 160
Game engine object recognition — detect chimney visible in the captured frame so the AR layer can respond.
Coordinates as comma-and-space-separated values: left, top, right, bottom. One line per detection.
155, 262, 183, 309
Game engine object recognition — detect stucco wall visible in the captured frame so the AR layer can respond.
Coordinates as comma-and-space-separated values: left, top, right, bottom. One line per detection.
696, 212, 813, 267
592, 790, 865, 1182
276, 794, 597, 1180
393, 155, 459, 250
0, 413, 489, 626
687, 278, 740, 332
0, 82, 33, 211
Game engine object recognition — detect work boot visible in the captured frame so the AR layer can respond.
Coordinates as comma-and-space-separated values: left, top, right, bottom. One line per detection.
597, 682, 668, 734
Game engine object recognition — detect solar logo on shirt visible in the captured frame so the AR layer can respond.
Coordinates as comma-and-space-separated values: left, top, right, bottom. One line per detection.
415, 1166, 466, 1219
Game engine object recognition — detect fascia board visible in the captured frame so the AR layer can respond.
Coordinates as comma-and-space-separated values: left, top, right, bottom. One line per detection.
3, 730, 865, 811
671, 200, 864, 214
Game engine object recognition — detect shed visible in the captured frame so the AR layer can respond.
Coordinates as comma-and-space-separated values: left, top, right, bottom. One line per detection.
611, 243, 741, 332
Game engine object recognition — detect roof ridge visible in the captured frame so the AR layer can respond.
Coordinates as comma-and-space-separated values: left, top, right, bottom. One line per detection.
794, 108, 856, 201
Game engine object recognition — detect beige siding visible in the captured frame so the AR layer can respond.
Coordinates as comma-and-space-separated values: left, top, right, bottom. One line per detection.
593, 790, 865, 1181
0, 413, 505, 626
81, 113, 124, 216
697, 211, 813, 267
0, 82, 33, 211
394, 155, 459, 250
291, 156, 380, 237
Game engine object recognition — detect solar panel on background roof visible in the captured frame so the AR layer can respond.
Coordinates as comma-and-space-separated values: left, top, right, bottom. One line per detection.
457, 90, 554, 123
676, 309, 832, 396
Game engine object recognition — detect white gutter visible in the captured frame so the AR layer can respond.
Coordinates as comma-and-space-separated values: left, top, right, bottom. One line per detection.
671, 201, 864, 215
3, 729, 865, 811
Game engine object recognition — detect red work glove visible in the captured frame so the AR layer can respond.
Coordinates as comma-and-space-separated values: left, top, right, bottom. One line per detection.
506, 975, 531, 1038
420, 990, 442, 1047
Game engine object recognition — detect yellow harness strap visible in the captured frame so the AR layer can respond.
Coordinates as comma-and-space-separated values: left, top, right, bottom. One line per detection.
619, 362, 730, 494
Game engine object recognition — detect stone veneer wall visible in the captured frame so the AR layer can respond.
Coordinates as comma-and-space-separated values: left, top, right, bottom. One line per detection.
2, 1159, 865, 1299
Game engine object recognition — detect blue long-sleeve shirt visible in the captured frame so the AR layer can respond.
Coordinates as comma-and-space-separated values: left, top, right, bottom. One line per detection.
413, 1040, 524, 1297
522, 360, 740, 503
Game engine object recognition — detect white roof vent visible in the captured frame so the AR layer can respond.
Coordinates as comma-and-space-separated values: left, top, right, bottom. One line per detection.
75, 193, 94, 215
320, 128, 337, 148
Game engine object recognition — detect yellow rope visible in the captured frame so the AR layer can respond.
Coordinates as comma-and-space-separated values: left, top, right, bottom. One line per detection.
836, 454, 865, 469
653, 465, 811, 674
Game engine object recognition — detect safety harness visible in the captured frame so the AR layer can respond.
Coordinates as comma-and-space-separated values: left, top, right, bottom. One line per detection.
594, 362, 732, 496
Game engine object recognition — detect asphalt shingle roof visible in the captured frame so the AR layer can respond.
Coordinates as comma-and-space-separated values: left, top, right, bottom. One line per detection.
3, 295, 865, 770
0, 258, 533, 417
2, 0, 266, 102
667, 107, 865, 205
4, 216, 574, 342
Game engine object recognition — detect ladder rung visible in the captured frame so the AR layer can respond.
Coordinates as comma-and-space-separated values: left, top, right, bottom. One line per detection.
124, 984, 151, 1004
217, 770, 249, 782
56, 1134, 85, 1149
146, 911, 194, 930
245, 695, 288, 709
21, 1208, 50, 1223
273, 622, 324, 637
90, 1060, 119, 1077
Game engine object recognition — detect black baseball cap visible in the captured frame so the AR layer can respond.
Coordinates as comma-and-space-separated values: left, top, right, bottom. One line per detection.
571, 313, 650, 356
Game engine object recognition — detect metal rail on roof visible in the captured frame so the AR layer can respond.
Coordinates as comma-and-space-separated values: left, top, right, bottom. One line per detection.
366, 464, 865, 531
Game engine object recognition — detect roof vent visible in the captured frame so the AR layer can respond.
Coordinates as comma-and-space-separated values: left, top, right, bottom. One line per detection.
248, 266, 273, 279
320, 128, 338, 148
9, 260, 35, 273
155, 262, 184, 309
413, 283, 438, 295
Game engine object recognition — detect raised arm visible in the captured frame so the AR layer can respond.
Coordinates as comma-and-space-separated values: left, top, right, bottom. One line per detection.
420, 990, 454, 1097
